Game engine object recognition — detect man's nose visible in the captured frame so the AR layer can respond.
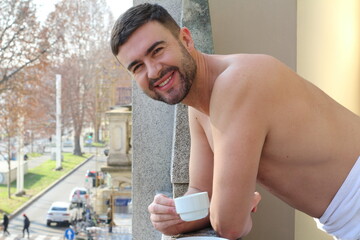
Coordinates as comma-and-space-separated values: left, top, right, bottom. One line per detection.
147, 60, 162, 79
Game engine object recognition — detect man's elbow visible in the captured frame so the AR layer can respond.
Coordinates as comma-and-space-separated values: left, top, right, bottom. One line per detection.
211, 215, 252, 240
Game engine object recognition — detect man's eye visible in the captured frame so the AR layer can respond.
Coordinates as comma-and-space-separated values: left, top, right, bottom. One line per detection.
133, 64, 143, 73
153, 47, 163, 55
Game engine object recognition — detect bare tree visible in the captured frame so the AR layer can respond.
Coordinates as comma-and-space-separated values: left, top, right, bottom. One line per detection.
43, 0, 124, 155
23, 63, 56, 150
0, 0, 55, 89
0, 98, 19, 198
0, 71, 31, 198
85, 36, 132, 144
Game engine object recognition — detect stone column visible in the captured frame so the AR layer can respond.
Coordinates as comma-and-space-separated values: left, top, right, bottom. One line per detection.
106, 106, 132, 167
101, 106, 132, 218
164, 1, 217, 239
131, 0, 215, 239
131, 1, 182, 240
171, 0, 214, 199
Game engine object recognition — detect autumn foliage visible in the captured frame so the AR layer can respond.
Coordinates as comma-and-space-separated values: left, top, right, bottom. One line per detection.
0, 0, 131, 162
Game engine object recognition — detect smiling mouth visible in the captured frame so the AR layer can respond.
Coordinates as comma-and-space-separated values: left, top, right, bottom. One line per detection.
158, 75, 172, 87
151, 67, 178, 90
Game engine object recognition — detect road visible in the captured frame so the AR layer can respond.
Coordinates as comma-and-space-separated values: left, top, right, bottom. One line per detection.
5, 149, 106, 239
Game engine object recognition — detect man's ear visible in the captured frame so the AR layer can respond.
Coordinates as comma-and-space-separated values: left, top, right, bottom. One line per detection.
179, 27, 194, 50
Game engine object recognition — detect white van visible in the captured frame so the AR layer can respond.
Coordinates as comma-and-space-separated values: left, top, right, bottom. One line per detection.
69, 187, 88, 203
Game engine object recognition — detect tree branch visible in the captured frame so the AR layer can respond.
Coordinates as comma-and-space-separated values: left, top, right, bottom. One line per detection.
0, 38, 57, 86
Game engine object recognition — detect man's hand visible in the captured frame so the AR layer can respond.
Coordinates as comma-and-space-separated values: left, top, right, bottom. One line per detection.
148, 194, 184, 236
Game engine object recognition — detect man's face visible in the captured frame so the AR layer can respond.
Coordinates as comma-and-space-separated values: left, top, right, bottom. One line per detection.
117, 21, 196, 105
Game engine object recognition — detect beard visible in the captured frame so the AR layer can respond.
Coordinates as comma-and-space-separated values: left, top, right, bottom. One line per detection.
146, 43, 197, 105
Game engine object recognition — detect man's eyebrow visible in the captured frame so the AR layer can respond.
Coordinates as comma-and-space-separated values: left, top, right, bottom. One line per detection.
145, 41, 165, 56
127, 41, 165, 71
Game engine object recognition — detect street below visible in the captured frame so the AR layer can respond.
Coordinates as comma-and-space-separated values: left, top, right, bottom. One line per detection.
4, 149, 106, 239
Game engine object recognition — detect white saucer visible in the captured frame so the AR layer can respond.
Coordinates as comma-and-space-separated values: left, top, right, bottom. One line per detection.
178, 237, 228, 240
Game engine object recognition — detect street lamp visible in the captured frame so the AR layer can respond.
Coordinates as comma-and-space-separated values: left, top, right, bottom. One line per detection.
55, 74, 62, 170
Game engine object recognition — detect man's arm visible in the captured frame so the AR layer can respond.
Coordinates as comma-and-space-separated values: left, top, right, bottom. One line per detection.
209, 55, 273, 239
148, 107, 214, 235
210, 113, 265, 239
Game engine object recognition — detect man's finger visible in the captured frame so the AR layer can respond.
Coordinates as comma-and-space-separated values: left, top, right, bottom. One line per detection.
150, 212, 180, 222
148, 201, 177, 214
154, 194, 176, 207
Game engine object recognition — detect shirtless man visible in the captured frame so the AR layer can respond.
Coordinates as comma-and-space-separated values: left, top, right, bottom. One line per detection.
111, 3, 360, 240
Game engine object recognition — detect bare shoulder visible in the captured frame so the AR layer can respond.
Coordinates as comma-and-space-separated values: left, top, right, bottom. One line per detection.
209, 54, 292, 122
230, 54, 290, 82
212, 54, 289, 98
223, 54, 286, 74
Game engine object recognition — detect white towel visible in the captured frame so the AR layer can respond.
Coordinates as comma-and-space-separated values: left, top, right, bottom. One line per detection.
314, 156, 360, 240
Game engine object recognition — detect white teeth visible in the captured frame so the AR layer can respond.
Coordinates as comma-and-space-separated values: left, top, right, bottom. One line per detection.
159, 76, 172, 87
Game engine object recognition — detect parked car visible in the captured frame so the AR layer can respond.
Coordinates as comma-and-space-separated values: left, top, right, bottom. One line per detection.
69, 187, 88, 203
46, 201, 71, 226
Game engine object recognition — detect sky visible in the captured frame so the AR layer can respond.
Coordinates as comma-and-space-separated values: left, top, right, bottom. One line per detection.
107, 0, 133, 18
34, 0, 133, 22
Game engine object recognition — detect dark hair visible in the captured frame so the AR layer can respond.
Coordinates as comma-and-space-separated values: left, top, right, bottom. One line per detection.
110, 3, 180, 56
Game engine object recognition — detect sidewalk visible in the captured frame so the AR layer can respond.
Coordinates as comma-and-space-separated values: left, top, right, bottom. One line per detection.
27, 153, 52, 169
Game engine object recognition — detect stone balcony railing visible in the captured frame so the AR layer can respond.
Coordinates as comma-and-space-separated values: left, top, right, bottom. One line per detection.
132, 1, 216, 239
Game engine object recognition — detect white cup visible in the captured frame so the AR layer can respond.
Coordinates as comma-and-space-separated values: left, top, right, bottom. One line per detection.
174, 192, 210, 221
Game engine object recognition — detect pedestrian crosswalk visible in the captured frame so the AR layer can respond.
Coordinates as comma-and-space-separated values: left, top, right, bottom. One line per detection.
1, 233, 132, 240
0, 235, 62, 240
